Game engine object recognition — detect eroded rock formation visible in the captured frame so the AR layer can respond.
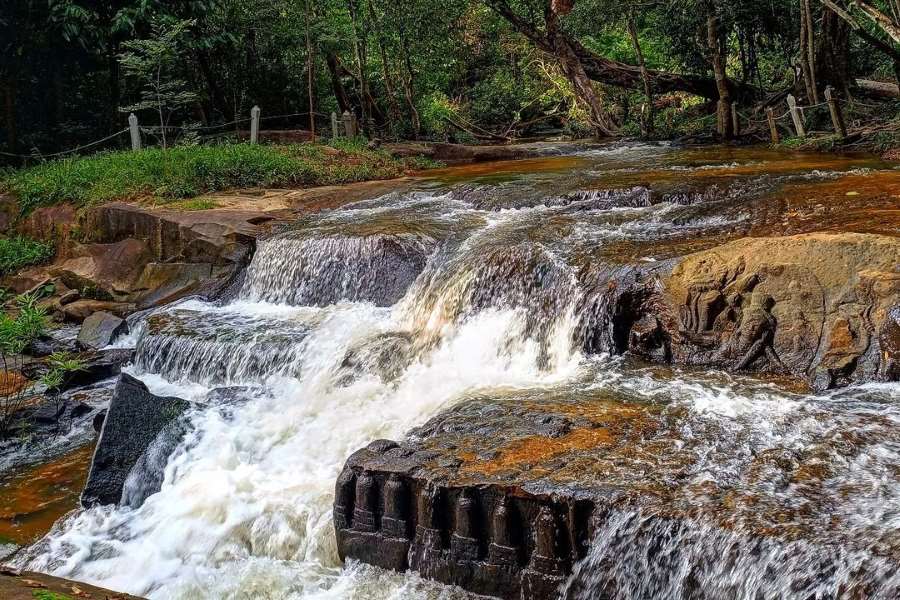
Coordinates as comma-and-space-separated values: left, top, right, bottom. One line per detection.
639, 233, 900, 390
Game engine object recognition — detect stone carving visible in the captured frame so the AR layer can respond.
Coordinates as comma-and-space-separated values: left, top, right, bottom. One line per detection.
335, 452, 579, 600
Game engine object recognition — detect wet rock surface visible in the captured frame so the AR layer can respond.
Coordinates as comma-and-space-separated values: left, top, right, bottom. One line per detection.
76, 311, 128, 350
640, 233, 900, 390
0, 568, 145, 600
82, 373, 190, 507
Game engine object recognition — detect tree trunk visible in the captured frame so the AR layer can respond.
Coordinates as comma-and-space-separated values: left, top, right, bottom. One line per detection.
196, 50, 229, 120
707, 9, 734, 139
819, 0, 899, 83
815, 8, 851, 95
799, 0, 816, 100
368, 0, 403, 137
305, 0, 316, 140
326, 53, 352, 114
397, 21, 421, 138
627, 11, 653, 135
346, 0, 372, 134
803, 0, 821, 103
545, 4, 615, 137
485, 0, 757, 102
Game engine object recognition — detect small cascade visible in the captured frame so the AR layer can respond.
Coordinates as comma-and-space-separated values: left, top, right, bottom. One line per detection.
240, 231, 432, 307
133, 309, 313, 385
564, 510, 900, 600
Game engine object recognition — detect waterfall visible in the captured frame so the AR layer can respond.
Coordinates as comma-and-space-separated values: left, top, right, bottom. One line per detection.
18, 145, 900, 600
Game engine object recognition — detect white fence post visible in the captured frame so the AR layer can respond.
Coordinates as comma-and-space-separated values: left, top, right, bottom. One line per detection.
787, 95, 806, 138
342, 110, 356, 138
128, 113, 141, 151
250, 105, 261, 144
331, 112, 340, 139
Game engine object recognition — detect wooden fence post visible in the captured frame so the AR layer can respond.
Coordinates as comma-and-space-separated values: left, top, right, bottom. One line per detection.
825, 86, 847, 139
787, 95, 806, 138
342, 111, 356, 138
128, 113, 141, 151
766, 108, 780, 144
731, 102, 740, 137
716, 99, 726, 136
331, 112, 340, 139
250, 105, 261, 144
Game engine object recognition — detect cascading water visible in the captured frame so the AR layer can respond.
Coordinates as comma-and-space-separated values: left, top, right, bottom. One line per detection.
17, 144, 900, 599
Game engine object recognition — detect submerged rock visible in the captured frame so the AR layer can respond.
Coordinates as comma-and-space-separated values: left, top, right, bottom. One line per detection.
82, 373, 190, 507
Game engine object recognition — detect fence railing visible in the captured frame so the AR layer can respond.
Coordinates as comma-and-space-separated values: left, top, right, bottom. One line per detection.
1, 106, 363, 163
726, 85, 859, 143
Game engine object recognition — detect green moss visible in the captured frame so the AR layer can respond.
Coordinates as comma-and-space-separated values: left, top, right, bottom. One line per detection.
0, 236, 55, 275
32, 589, 74, 600
2, 142, 427, 214
160, 197, 220, 211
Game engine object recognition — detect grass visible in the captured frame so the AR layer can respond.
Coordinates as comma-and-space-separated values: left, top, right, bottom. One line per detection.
159, 197, 220, 211
2, 140, 418, 213
32, 591, 75, 600
0, 236, 54, 276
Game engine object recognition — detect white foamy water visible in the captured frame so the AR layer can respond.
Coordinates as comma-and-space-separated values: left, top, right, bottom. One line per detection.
18, 146, 900, 599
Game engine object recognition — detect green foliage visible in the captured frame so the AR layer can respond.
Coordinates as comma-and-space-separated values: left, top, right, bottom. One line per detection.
119, 19, 199, 149
4, 143, 412, 211
32, 590, 75, 600
40, 352, 86, 391
0, 295, 48, 357
0, 237, 55, 276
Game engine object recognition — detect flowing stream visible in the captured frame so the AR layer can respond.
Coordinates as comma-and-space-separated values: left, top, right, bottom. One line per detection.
13, 143, 900, 599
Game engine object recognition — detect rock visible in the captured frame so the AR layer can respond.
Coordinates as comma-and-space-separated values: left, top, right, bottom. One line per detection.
655, 233, 900, 390
82, 373, 190, 507
58, 289, 80, 305
60, 348, 135, 391
0, 569, 145, 600
92, 409, 106, 433
63, 299, 136, 322
76, 311, 128, 350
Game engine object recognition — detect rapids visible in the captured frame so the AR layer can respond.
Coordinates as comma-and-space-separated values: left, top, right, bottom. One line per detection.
14, 143, 900, 599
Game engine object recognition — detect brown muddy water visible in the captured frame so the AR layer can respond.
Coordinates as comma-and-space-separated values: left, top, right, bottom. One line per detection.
4, 142, 900, 599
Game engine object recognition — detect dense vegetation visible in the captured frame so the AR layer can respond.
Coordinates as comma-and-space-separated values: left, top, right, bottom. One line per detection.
2, 0, 899, 158
0, 237, 55, 276
3, 142, 422, 212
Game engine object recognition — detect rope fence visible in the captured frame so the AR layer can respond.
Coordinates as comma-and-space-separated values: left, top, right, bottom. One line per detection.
1, 106, 361, 164
725, 85, 894, 143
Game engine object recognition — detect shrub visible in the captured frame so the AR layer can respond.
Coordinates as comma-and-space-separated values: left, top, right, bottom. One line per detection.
0, 236, 55, 276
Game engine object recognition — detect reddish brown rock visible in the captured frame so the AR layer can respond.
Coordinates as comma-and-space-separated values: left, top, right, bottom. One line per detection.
631, 233, 900, 390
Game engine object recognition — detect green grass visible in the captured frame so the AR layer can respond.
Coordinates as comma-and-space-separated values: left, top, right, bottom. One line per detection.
159, 197, 220, 211
32, 591, 75, 600
2, 142, 416, 213
0, 236, 54, 275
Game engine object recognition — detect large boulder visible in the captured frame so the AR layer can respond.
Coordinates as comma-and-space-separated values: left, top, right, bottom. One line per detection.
81, 373, 189, 507
76, 311, 128, 350
582, 233, 900, 390
648, 233, 900, 390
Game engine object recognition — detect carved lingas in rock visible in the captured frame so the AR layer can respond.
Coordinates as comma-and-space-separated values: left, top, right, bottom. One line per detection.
451, 492, 480, 562
416, 484, 443, 554
381, 474, 408, 539
333, 467, 355, 531
353, 471, 377, 533
529, 506, 563, 576
488, 496, 519, 567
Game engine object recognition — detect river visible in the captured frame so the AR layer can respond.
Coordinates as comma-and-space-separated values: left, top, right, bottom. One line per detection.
8, 142, 900, 599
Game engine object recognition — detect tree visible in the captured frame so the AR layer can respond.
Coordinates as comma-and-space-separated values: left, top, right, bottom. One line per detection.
118, 18, 199, 148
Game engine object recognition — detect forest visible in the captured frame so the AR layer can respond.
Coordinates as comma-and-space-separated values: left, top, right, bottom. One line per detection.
2, 0, 900, 159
